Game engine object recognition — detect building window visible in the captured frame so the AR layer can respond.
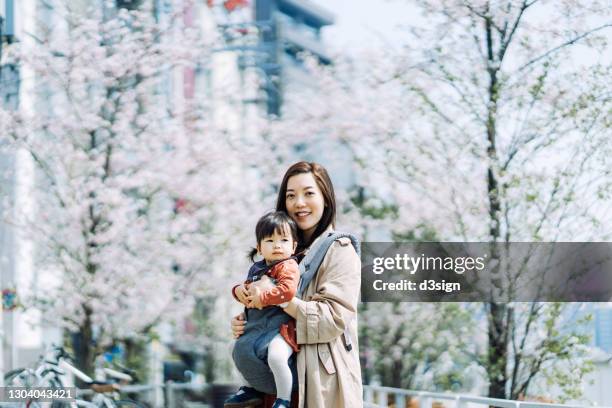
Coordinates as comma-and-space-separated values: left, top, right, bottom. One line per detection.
116, 0, 144, 10
0, 64, 19, 110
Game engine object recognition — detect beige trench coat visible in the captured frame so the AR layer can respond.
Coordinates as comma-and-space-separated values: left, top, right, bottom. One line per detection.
293, 227, 363, 408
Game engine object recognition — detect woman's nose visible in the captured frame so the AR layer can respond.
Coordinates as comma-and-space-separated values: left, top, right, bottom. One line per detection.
294, 195, 305, 206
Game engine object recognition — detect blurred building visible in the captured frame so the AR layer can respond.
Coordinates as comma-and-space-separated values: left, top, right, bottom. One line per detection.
594, 306, 612, 353
249, 0, 359, 200
564, 303, 612, 405
572, 303, 612, 353
1, 0, 56, 375
582, 347, 612, 406
0, 0, 18, 110
1, 0, 19, 375
248, 0, 334, 116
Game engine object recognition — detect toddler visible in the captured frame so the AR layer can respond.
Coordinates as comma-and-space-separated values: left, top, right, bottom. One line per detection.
225, 211, 300, 408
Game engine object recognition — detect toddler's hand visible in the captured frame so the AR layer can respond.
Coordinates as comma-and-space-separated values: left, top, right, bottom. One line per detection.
247, 286, 264, 310
235, 284, 249, 305
255, 274, 276, 291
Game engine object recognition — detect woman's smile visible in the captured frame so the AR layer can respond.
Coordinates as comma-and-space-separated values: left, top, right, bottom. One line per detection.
292, 210, 313, 227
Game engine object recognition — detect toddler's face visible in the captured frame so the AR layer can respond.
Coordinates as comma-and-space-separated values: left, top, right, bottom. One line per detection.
258, 227, 297, 263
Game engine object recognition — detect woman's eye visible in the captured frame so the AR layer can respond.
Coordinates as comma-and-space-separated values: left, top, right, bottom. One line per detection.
306, 191, 314, 196
286, 193, 295, 199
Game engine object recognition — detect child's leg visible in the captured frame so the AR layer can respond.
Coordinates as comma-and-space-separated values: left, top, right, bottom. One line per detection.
267, 334, 294, 401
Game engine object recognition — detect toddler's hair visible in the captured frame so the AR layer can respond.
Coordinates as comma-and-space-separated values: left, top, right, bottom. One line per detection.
248, 211, 298, 261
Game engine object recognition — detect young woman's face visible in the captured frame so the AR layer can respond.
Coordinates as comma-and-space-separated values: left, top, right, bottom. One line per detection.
285, 172, 325, 240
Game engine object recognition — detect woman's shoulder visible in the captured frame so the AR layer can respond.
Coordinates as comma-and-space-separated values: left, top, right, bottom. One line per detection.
304, 228, 360, 261
330, 230, 359, 247
334, 234, 357, 245
325, 232, 360, 260
317, 233, 361, 280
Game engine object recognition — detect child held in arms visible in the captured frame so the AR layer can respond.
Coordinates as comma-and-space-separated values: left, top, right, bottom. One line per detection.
225, 211, 300, 408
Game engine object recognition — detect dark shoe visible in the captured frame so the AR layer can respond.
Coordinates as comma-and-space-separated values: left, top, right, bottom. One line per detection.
271, 398, 291, 408
224, 386, 264, 408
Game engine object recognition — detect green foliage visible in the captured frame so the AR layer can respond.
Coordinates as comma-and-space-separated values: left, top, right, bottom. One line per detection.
501, 303, 595, 401
360, 302, 477, 391
349, 187, 399, 220
535, 305, 595, 402
122, 337, 151, 383
188, 295, 235, 383
393, 224, 439, 242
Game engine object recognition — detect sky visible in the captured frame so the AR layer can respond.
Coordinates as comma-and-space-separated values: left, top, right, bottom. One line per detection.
319, 0, 419, 54
318, 1, 611, 64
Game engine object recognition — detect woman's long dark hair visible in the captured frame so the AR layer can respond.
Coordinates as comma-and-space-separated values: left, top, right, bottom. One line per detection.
276, 162, 336, 251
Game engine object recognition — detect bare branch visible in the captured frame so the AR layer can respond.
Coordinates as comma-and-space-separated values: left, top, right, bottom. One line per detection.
498, 1, 533, 63
517, 23, 612, 72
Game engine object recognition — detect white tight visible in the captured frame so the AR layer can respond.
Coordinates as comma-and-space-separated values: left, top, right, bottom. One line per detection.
267, 334, 293, 400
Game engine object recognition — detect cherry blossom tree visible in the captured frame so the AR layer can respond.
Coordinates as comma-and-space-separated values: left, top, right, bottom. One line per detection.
394, 1, 609, 399
271, 0, 610, 400
0, 0, 276, 376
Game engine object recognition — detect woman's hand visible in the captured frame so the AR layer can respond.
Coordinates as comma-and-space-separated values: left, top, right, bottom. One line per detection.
281, 297, 299, 318
231, 312, 246, 339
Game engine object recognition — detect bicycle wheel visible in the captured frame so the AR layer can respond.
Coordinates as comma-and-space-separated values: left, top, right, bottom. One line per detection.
41, 377, 70, 408
4, 367, 26, 381
75, 399, 99, 408
4, 368, 38, 387
112, 400, 147, 408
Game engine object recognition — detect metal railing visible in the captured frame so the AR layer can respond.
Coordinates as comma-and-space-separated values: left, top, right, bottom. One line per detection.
74, 382, 612, 408
362, 385, 612, 408
81, 382, 244, 408
77, 382, 207, 408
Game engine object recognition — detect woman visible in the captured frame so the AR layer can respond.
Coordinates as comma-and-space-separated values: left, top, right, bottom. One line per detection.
231, 162, 363, 408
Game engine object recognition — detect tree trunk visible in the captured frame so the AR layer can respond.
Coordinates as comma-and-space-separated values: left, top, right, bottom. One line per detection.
391, 358, 403, 388
124, 338, 148, 382
487, 302, 509, 398
72, 305, 94, 385
204, 344, 216, 384
484, 11, 509, 397
359, 303, 372, 385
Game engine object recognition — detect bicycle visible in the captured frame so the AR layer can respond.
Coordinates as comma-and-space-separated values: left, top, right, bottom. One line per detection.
4, 346, 145, 408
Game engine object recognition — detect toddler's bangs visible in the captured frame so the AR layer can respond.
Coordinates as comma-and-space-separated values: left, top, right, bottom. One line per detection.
255, 211, 298, 243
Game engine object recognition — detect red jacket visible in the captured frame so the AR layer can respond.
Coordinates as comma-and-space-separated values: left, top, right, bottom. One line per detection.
232, 258, 299, 306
